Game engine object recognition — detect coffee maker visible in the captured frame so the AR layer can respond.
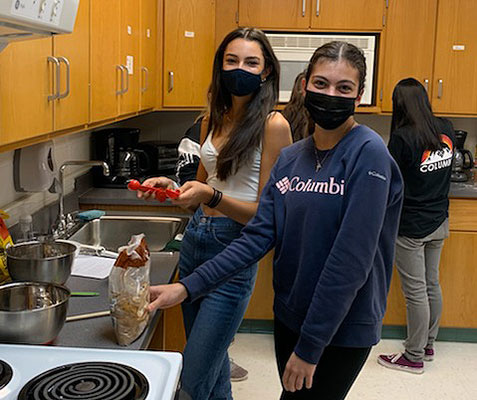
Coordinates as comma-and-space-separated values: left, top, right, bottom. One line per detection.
451, 130, 474, 182
92, 128, 153, 187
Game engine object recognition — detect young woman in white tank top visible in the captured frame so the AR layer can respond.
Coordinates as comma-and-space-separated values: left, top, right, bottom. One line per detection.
137, 28, 291, 399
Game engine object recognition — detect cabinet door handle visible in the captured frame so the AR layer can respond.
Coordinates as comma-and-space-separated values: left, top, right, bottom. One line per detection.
424, 78, 429, 92
316, 0, 320, 16
141, 66, 149, 93
47, 56, 60, 101
116, 65, 124, 95
437, 79, 443, 99
168, 71, 174, 92
302, 0, 306, 17
57, 56, 70, 99
123, 64, 129, 94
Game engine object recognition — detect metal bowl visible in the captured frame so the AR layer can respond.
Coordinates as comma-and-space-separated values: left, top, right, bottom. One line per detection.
6, 241, 77, 284
0, 281, 70, 344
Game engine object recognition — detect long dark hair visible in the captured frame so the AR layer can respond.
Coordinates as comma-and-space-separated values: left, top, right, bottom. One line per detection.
305, 41, 367, 94
209, 28, 280, 180
282, 71, 314, 142
391, 78, 442, 151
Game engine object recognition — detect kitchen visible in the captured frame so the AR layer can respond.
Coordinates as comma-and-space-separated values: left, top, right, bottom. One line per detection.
1, 0, 477, 399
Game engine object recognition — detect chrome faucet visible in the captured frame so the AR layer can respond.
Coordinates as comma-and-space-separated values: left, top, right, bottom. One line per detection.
54, 160, 110, 237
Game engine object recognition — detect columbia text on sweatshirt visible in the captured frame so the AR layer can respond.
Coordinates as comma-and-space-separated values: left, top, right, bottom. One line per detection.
181, 125, 403, 364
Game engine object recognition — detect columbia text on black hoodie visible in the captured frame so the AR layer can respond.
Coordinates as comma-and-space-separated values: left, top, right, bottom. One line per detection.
181, 125, 404, 365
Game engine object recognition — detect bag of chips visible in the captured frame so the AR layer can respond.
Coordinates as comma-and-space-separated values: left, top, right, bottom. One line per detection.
0, 210, 13, 284
108, 233, 150, 346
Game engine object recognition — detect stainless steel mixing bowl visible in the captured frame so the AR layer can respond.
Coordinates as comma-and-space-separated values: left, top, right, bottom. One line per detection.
0, 281, 70, 344
6, 241, 77, 284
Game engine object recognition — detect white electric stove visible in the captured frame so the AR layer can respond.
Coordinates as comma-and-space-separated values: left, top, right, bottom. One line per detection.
0, 344, 182, 400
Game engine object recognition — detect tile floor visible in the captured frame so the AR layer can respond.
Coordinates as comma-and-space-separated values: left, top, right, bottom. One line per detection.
229, 333, 477, 400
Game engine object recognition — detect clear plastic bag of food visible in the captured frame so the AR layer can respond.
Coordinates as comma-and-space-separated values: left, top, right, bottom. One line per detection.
108, 233, 150, 346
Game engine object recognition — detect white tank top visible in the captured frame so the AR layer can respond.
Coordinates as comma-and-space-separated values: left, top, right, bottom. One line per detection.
200, 132, 261, 202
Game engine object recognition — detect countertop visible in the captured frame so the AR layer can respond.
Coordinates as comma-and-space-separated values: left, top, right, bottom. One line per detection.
55, 251, 179, 350
79, 184, 477, 206
449, 182, 477, 198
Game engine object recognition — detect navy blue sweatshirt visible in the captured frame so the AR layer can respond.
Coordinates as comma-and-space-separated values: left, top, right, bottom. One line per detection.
181, 125, 403, 364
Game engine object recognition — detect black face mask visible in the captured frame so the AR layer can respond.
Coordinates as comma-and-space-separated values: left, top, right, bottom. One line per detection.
304, 90, 357, 130
222, 68, 262, 97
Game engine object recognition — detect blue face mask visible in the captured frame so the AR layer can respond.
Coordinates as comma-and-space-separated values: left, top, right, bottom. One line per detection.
222, 68, 262, 97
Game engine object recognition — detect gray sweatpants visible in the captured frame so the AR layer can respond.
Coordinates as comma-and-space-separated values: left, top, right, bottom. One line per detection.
394, 219, 449, 362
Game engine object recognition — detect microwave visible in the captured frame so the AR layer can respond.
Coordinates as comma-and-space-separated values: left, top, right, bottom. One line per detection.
266, 33, 378, 106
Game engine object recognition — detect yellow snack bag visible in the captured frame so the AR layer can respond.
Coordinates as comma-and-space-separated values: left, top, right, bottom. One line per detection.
0, 210, 13, 284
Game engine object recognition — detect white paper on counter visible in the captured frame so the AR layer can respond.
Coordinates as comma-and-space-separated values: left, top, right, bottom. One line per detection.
71, 255, 116, 279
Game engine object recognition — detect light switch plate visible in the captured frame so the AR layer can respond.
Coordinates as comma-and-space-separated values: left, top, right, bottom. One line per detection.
126, 55, 133, 75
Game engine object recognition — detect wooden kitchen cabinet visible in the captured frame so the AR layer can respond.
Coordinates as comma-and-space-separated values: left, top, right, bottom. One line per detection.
163, 0, 215, 107
238, 0, 311, 30
215, 0, 238, 48
380, 0, 438, 112
432, 0, 477, 115
310, 0, 385, 31
244, 251, 274, 320
90, 0, 121, 123
139, 0, 157, 111
0, 38, 53, 145
0, 0, 89, 145
53, 0, 90, 131
90, 0, 142, 123
237, 0, 384, 31
119, 0, 140, 116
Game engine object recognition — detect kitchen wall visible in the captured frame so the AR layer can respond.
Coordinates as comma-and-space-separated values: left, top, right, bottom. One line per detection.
2, 110, 476, 228
101, 111, 477, 151
0, 131, 91, 227
106, 111, 201, 142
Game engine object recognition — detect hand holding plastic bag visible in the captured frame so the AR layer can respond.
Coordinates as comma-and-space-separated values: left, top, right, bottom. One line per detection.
108, 233, 150, 346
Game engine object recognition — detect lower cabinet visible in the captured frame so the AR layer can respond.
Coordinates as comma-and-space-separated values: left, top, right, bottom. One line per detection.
148, 272, 187, 352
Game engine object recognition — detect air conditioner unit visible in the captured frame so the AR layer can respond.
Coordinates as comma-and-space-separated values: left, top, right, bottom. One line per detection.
266, 33, 378, 106
0, 0, 79, 52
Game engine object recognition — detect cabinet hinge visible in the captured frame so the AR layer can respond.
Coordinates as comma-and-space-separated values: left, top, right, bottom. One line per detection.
382, 13, 386, 26
379, 88, 383, 102
235, 10, 239, 24
386, 0, 389, 8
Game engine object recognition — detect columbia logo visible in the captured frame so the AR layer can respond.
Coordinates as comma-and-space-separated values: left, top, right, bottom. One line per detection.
275, 177, 290, 194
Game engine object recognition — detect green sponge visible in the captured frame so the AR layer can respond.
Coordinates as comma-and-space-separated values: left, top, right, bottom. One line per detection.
76, 210, 106, 221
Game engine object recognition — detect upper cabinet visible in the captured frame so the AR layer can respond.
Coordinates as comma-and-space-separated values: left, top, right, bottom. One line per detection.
311, 0, 384, 30
90, 0, 121, 123
381, 0, 477, 115
163, 0, 215, 107
432, 0, 477, 115
139, 0, 157, 111
53, 0, 90, 131
90, 0, 142, 123
0, 38, 53, 145
0, 0, 90, 145
381, 0, 438, 112
119, 0, 140, 116
238, 0, 385, 30
238, 0, 310, 29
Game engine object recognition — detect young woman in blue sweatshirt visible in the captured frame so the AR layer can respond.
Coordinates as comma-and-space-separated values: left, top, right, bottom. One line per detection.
148, 42, 404, 399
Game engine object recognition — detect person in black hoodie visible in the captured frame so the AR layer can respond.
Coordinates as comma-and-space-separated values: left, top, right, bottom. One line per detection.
175, 117, 202, 186
378, 78, 455, 374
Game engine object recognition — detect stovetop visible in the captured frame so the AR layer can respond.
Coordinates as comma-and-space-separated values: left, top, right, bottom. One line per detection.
0, 344, 181, 400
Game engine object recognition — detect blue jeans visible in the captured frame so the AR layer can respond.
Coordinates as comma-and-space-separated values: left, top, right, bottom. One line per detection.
178, 208, 258, 400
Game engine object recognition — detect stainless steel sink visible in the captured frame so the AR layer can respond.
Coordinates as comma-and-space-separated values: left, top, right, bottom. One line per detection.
68, 215, 188, 253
